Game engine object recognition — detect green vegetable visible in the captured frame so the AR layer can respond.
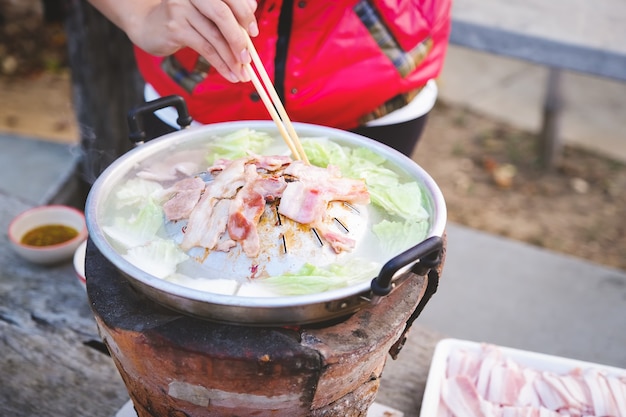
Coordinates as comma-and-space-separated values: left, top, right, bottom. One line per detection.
372, 219, 430, 255
114, 178, 163, 208
102, 198, 164, 249
206, 128, 273, 163
369, 182, 430, 222
302, 138, 430, 222
260, 260, 379, 295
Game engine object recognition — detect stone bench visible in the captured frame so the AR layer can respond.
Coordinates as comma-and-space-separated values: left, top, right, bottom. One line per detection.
449, 0, 626, 168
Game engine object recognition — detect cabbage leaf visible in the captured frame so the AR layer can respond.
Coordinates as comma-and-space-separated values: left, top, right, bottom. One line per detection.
372, 219, 430, 255
102, 198, 164, 249
302, 138, 429, 222
260, 260, 379, 295
114, 178, 163, 208
123, 238, 189, 279
206, 128, 273, 163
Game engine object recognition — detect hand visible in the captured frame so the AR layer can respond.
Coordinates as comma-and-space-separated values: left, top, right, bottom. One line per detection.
93, 0, 259, 83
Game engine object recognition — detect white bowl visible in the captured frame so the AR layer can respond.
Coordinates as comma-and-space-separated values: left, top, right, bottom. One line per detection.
8, 205, 88, 265
73, 240, 87, 289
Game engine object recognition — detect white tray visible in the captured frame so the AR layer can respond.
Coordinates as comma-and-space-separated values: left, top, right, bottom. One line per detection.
420, 338, 626, 416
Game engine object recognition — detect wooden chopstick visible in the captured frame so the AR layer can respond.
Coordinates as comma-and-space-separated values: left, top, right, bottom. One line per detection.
243, 33, 310, 164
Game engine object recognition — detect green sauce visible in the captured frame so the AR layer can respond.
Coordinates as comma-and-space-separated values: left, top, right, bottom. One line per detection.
21, 224, 79, 247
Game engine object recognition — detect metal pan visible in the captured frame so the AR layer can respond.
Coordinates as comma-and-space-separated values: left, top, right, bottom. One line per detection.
85, 99, 446, 325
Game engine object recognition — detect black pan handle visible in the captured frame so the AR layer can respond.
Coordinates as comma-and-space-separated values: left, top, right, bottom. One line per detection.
371, 235, 443, 296
127, 95, 193, 143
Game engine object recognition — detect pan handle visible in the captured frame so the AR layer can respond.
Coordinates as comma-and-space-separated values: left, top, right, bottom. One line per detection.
370, 235, 443, 297
127, 95, 193, 143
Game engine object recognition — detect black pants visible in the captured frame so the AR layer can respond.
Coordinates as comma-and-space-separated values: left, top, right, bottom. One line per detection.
350, 114, 428, 157
143, 112, 429, 158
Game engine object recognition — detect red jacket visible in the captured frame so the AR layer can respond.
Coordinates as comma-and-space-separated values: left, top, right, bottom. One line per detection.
135, 0, 451, 130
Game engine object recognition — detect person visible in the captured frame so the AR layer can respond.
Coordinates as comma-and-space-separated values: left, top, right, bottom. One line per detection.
87, 0, 451, 156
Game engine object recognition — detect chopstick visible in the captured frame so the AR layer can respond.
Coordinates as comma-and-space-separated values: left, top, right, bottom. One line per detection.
242, 32, 310, 164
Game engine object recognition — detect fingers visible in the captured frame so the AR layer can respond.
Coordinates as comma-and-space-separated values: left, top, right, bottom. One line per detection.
226, 0, 259, 37
188, 0, 258, 82
184, 11, 248, 82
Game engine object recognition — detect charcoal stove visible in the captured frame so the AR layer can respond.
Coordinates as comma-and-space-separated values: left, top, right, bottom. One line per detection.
86, 236, 445, 417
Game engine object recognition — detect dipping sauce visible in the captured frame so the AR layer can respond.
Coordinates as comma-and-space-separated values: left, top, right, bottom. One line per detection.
21, 224, 79, 247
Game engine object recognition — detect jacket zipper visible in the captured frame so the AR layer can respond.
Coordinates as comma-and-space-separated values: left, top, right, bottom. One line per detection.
274, 0, 294, 103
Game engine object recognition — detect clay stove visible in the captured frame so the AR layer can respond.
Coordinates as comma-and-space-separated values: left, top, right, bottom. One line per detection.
86, 238, 444, 417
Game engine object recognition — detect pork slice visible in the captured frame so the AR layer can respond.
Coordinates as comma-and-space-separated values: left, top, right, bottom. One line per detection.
497, 405, 562, 417
312, 222, 356, 254
163, 177, 206, 221
227, 165, 265, 258
475, 346, 503, 400
517, 368, 542, 408
606, 374, 626, 417
255, 175, 287, 201
534, 373, 569, 412
441, 375, 493, 417
278, 182, 328, 225
197, 198, 231, 250
584, 368, 622, 417
206, 158, 248, 199
556, 373, 594, 414
447, 348, 483, 381
484, 358, 527, 407
284, 160, 343, 179
284, 161, 370, 205
180, 189, 230, 252
324, 177, 370, 205
250, 154, 293, 171
215, 238, 237, 252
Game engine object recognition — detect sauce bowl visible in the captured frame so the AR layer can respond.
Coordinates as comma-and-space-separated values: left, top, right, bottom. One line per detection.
8, 205, 88, 265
